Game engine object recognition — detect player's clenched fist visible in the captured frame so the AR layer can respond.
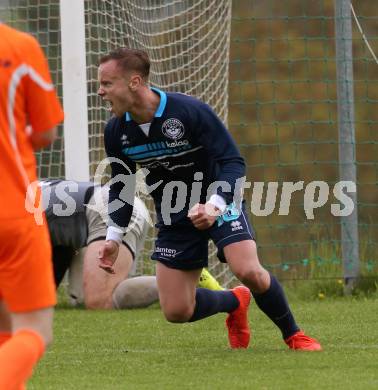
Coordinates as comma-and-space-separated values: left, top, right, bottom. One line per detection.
188, 202, 222, 230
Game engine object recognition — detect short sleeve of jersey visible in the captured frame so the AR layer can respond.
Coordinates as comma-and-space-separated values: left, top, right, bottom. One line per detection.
23, 34, 64, 133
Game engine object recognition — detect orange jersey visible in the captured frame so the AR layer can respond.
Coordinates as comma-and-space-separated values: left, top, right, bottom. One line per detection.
0, 23, 64, 219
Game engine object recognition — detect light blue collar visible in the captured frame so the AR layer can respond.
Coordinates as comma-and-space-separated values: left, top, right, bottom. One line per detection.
125, 87, 167, 122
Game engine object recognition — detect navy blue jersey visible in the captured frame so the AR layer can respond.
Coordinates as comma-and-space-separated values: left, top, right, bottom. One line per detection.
104, 88, 245, 230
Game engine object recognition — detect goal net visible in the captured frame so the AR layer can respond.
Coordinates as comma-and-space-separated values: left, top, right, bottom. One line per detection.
1, 0, 234, 285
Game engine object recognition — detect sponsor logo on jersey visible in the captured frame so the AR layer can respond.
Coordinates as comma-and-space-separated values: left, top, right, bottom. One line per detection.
143, 161, 170, 169
162, 118, 185, 140
231, 220, 243, 232
120, 134, 129, 145
155, 246, 178, 258
165, 139, 189, 148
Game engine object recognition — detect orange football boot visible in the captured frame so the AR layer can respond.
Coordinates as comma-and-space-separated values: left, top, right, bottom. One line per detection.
285, 331, 322, 351
225, 286, 251, 349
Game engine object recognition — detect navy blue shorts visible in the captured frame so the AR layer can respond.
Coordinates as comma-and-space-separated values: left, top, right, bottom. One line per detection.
151, 202, 255, 270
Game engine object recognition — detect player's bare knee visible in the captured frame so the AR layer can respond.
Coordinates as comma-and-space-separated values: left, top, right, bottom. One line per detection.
162, 304, 193, 323
164, 311, 191, 323
235, 267, 269, 292
84, 295, 112, 310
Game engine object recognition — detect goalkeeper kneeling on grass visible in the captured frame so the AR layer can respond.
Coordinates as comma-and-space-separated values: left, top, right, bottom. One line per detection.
41, 180, 223, 309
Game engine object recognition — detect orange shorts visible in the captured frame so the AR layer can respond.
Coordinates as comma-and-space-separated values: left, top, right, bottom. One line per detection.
0, 216, 56, 312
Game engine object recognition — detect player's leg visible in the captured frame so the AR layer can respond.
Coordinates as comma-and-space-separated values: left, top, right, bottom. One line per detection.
71, 250, 157, 311
84, 189, 153, 309
83, 187, 134, 308
0, 301, 53, 389
83, 240, 133, 309
152, 226, 242, 330
112, 276, 158, 309
111, 196, 159, 309
52, 245, 76, 287
0, 218, 56, 388
213, 203, 321, 350
11, 307, 54, 346
156, 261, 247, 342
155, 262, 201, 322
68, 248, 85, 305
198, 268, 224, 290
0, 301, 53, 346
112, 269, 222, 309
224, 240, 300, 338
0, 307, 53, 390
72, 245, 158, 309
224, 240, 270, 292
224, 241, 321, 350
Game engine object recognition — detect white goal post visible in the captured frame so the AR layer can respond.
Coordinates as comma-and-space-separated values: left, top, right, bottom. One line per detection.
60, 0, 89, 181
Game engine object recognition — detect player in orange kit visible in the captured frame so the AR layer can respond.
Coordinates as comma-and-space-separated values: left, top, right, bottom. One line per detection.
0, 23, 64, 389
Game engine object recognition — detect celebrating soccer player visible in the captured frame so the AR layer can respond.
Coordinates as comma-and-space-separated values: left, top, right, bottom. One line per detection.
96, 47, 321, 351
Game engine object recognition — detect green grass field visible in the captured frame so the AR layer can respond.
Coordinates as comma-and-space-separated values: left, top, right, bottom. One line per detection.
29, 298, 378, 390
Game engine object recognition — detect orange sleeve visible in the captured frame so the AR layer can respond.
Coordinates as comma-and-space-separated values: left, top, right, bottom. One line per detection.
23, 34, 64, 133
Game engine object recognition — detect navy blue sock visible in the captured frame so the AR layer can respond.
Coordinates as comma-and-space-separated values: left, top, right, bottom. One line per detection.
188, 288, 239, 322
252, 274, 299, 339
